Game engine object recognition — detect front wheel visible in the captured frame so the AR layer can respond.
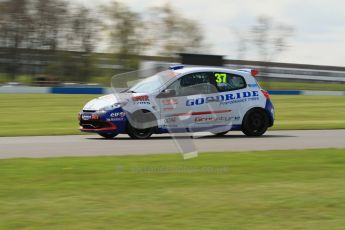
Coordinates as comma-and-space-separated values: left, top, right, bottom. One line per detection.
98, 133, 118, 139
127, 122, 154, 139
242, 109, 269, 137
126, 110, 156, 139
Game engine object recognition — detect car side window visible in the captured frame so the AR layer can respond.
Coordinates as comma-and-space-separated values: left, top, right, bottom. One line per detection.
212, 72, 246, 92
166, 72, 217, 96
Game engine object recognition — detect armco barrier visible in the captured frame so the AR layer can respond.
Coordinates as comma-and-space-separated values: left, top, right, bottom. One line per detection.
268, 90, 302, 95
0, 86, 50, 94
50, 87, 104, 94
0, 86, 345, 96
268, 90, 345, 96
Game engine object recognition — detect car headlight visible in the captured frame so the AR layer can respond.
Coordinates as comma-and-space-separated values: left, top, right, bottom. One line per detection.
98, 102, 128, 113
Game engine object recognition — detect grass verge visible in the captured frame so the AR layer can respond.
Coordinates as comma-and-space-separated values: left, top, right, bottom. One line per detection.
0, 94, 95, 136
1, 148, 345, 229
272, 95, 345, 129
260, 81, 345, 91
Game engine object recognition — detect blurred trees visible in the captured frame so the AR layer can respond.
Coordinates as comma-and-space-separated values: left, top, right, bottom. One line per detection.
147, 3, 206, 56
103, 2, 206, 67
50, 6, 100, 82
103, 1, 144, 70
249, 16, 294, 87
0, 0, 101, 82
250, 16, 294, 62
232, 16, 294, 62
31, 0, 68, 51
0, 0, 32, 79
0, 0, 206, 83
71, 7, 99, 53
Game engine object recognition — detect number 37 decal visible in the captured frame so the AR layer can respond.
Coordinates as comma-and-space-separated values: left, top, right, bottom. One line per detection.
215, 73, 227, 83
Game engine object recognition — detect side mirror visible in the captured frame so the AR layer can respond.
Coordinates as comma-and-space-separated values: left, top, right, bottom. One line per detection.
157, 89, 176, 98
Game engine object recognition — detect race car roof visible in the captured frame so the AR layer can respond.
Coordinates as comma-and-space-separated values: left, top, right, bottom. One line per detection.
172, 66, 249, 76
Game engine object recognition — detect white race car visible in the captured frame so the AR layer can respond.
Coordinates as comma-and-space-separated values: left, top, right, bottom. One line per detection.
78, 65, 274, 139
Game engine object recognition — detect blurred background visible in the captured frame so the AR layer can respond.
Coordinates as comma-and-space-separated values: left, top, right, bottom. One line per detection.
0, 0, 344, 89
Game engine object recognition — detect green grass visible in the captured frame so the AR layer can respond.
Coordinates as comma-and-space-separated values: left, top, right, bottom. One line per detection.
0, 94, 96, 136
271, 96, 345, 130
1, 148, 345, 229
260, 81, 345, 91
0, 94, 345, 136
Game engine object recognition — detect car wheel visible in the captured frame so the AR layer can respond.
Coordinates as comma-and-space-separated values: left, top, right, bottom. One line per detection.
126, 110, 156, 139
127, 122, 154, 139
98, 133, 118, 139
242, 109, 269, 137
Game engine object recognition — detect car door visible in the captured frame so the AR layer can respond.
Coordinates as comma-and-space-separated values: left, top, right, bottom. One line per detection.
211, 71, 247, 127
157, 71, 227, 132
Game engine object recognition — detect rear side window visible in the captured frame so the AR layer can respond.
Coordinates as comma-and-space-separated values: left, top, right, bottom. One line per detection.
212, 72, 246, 92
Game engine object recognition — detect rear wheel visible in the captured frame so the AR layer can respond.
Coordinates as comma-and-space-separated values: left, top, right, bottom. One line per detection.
242, 109, 269, 137
98, 133, 118, 139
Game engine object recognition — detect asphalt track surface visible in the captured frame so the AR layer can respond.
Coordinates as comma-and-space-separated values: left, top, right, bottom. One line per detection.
0, 130, 345, 159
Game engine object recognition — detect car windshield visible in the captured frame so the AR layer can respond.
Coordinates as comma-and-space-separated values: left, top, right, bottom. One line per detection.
128, 70, 179, 93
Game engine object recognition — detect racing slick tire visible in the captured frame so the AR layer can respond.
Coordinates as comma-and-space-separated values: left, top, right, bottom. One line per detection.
98, 133, 118, 139
241, 108, 269, 137
127, 123, 154, 139
126, 110, 156, 139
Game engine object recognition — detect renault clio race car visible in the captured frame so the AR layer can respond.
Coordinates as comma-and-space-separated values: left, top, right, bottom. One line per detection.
78, 65, 274, 139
